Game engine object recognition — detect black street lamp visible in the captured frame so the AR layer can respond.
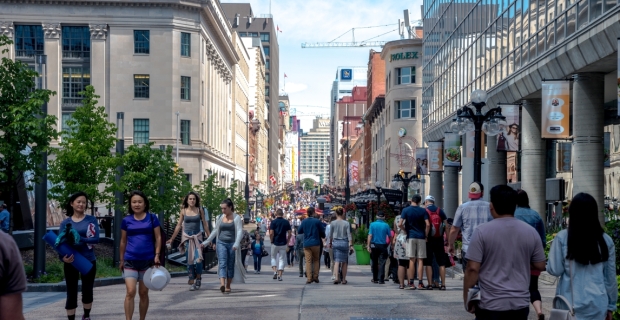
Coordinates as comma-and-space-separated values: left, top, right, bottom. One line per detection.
391, 171, 420, 207
371, 180, 383, 228
450, 90, 506, 183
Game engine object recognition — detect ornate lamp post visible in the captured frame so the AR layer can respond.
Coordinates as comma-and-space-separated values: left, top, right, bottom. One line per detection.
450, 90, 507, 183
391, 170, 420, 207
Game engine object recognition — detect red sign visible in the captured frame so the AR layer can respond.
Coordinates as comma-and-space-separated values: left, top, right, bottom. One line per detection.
269, 175, 277, 185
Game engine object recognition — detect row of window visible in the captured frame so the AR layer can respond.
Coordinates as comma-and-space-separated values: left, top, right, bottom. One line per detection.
238, 32, 270, 42
134, 30, 191, 57
386, 66, 417, 92
133, 75, 191, 100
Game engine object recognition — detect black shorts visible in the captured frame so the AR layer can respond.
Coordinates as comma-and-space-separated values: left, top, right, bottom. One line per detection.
398, 259, 409, 268
423, 238, 447, 267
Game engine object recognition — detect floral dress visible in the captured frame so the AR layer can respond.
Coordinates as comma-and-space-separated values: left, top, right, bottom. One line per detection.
393, 216, 408, 260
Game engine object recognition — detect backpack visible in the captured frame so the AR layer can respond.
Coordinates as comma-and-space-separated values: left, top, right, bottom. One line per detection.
426, 207, 444, 238
149, 213, 167, 267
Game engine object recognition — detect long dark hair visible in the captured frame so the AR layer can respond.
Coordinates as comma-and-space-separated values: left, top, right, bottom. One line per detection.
221, 198, 234, 212
182, 191, 201, 209
516, 189, 530, 208
566, 193, 609, 265
66, 191, 89, 217
128, 190, 150, 215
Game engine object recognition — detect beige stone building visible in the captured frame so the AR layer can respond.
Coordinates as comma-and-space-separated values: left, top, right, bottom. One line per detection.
0, 0, 241, 188
232, 33, 249, 191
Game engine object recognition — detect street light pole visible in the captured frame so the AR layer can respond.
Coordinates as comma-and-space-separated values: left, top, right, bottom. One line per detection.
33, 54, 47, 278
113, 112, 125, 267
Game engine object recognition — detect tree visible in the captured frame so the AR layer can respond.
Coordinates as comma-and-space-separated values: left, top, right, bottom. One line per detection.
229, 180, 247, 216
48, 85, 117, 213
196, 171, 227, 222
301, 178, 315, 191
118, 143, 191, 220
0, 35, 58, 233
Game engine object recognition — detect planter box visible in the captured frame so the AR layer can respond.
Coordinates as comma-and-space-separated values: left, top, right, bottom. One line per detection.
353, 244, 370, 265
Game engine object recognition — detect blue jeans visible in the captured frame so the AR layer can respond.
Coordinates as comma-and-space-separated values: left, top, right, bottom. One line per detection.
253, 253, 262, 271
185, 230, 203, 280
217, 241, 235, 279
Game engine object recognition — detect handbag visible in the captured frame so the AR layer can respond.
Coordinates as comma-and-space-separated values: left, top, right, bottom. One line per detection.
549, 260, 576, 320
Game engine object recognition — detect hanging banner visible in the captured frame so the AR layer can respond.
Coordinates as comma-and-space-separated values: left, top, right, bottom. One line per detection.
496, 105, 520, 152
428, 142, 443, 172
443, 133, 461, 167
557, 143, 572, 172
465, 131, 485, 158
415, 148, 428, 176
605, 132, 611, 167
541, 81, 570, 139
348, 161, 359, 186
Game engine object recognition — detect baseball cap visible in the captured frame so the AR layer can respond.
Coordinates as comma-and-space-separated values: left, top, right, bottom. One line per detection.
424, 195, 435, 203
376, 211, 385, 218
468, 182, 483, 199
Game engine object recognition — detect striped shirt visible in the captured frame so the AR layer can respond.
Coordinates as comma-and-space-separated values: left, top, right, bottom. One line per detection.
453, 200, 492, 253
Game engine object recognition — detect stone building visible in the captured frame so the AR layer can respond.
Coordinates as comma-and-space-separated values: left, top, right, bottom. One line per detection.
232, 33, 250, 192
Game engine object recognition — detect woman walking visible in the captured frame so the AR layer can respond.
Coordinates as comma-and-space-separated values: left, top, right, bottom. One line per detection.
252, 231, 265, 273
547, 192, 617, 320
329, 208, 352, 284
120, 191, 162, 320
167, 192, 210, 291
59, 192, 100, 320
287, 228, 296, 267
393, 214, 409, 289
202, 199, 246, 293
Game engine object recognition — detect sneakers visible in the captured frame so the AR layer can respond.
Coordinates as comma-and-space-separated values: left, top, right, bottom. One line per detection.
254, 270, 258, 274
189, 284, 196, 291
82, 317, 91, 320
257, 270, 260, 274
195, 279, 201, 290
299, 273, 304, 277
331, 275, 335, 280
277, 275, 282, 281
273, 273, 278, 280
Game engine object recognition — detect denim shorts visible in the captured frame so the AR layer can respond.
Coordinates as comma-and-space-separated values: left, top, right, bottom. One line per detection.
123, 260, 153, 281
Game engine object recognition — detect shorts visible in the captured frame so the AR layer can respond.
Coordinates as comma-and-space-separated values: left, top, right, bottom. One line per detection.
406, 238, 427, 259
122, 260, 153, 281
398, 259, 409, 268
423, 237, 447, 266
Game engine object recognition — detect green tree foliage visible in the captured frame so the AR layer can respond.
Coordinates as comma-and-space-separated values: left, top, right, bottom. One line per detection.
301, 178, 315, 191
195, 171, 227, 221
228, 180, 247, 216
48, 85, 117, 212
119, 143, 191, 220
0, 35, 58, 232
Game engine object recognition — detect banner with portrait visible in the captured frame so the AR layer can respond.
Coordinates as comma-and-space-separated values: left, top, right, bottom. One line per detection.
605, 132, 611, 167
541, 81, 570, 139
415, 148, 428, 176
496, 105, 520, 152
444, 133, 461, 167
428, 142, 443, 172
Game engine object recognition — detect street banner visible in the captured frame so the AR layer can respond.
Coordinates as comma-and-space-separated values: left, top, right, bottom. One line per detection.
269, 175, 276, 185
348, 161, 359, 186
415, 148, 428, 176
541, 81, 570, 139
557, 143, 572, 172
465, 131, 485, 158
496, 105, 520, 152
605, 132, 611, 167
443, 133, 461, 167
428, 142, 443, 172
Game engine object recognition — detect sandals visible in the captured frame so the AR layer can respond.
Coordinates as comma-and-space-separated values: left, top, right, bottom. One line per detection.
426, 284, 433, 290
371, 279, 378, 283
439, 285, 446, 291
219, 285, 225, 293
398, 285, 405, 289
333, 280, 340, 284
224, 289, 231, 294
341, 280, 348, 285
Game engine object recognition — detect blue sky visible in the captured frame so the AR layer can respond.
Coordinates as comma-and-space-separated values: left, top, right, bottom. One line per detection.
221, 0, 423, 131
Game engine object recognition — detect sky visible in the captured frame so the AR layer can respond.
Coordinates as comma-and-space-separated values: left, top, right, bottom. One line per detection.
221, 0, 423, 131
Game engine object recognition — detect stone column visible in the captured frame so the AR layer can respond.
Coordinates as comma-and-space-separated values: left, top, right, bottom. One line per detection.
42, 23, 61, 121
89, 24, 107, 111
486, 135, 507, 188
429, 171, 444, 208
444, 166, 459, 218
572, 73, 605, 225
521, 100, 547, 225
0, 22, 14, 59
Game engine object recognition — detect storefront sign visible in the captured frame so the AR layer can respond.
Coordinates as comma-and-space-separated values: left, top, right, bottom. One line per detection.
557, 143, 572, 172
443, 133, 461, 167
390, 52, 419, 61
341, 69, 352, 80
496, 105, 520, 152
541, 81, 570, 139
415, 148, 428, 175
428, 142, 443, 172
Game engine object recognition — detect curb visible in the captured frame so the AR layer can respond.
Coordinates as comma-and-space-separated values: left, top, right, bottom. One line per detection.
26, 272, 187, 293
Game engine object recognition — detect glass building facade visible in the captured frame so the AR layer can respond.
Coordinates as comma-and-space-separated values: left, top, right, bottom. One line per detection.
422, 0, 619, 131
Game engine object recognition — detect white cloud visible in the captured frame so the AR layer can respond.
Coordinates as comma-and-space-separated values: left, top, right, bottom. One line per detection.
283, 82, 308, 94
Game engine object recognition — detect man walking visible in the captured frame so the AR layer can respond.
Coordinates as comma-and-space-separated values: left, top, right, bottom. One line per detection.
399, 194, 429, 289
0, 204, 9, 233
422, 195, 448, 290
295, 225, 305, 277
298, 207, 325, 283
448, 182, 492, 271
367, 211, 391, 284
0, 231, 27, 319
269, 209, 291, 281
463, 185, 546, 319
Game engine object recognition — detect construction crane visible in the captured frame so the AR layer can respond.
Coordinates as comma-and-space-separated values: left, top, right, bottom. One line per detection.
301, 10, 422, 48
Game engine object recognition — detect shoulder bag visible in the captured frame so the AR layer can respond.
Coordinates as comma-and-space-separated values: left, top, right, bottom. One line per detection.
549, 260, 576, 320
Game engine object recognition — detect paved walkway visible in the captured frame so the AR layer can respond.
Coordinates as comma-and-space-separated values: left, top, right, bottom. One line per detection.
24, 223, 559, 319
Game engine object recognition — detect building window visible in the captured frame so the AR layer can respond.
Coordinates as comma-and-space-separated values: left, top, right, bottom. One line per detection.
62, 26, 90, 58
181, 32, 190, 57
265, 87, 269, 96
181, 76, 191, 100
263, 46, 270, 56
260, 33, 270, 42
134, 75, 150, 99
265, 73, 270, 84
184, 174, 192, 183
15, 25, 44, 58
133, 119, 149, 144
61, 112, 73, 134
62, 67, 90, 107
265, 60, 270, 69
395, 100, 415, 119
181, 120, 190, 145
134, 30, 150, 54
396, 66, 416, 85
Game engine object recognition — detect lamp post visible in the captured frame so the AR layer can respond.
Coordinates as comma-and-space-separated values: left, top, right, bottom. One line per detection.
371, 180, 383, 228
450, 90, 506, 183
113, 112, 125, 267
33, 54, 47, 278
392, 171, 421, 207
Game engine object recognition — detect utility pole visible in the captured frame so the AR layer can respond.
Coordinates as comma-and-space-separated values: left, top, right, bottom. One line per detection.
33, 54, 48, 278
113, 112, 125, 267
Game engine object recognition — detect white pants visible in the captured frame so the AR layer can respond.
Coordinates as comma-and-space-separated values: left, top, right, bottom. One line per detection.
271, 245, 287, 270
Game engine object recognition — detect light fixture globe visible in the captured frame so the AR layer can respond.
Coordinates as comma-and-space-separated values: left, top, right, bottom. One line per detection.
482, 118, 501, 136
464, 118, 475, 133
450, 118, 460, 133
375, 181, 382, 188
410, 180, 421, 190
470, 89, 488, 104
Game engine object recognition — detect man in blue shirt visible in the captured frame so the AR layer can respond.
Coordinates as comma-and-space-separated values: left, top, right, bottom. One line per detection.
298, 207, 325, 283
367, 211, 391, 284
399, 194, 430, 289
0, 204, 9, 233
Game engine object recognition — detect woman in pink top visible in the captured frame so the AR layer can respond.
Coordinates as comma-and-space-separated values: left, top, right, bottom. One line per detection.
287, 228, 297, 267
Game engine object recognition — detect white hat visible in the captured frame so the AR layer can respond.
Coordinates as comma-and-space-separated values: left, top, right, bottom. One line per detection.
143, 266, 171, 291
424, 195, 435, 202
